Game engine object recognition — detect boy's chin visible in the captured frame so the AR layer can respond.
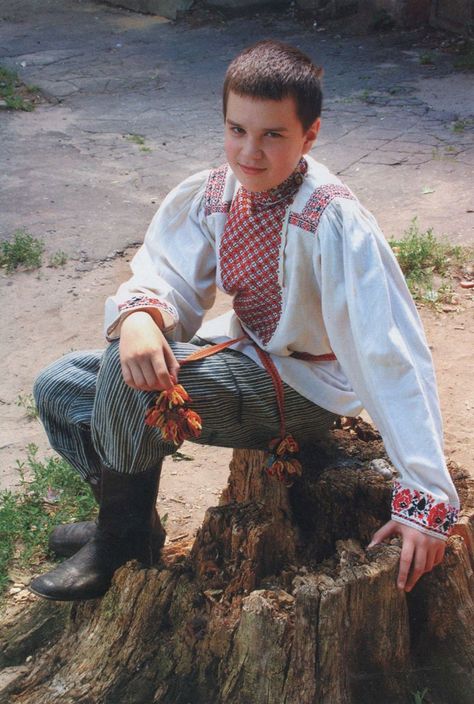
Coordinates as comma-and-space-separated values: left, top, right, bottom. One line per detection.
231, 167, 279, 193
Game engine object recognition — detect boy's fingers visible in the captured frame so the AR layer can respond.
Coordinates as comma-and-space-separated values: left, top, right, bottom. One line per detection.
149, 358, 174, 390
123, 361, 148, 390
368, 521, 395, 547
397, 540, 415, 591
139, 359, 162, 389
404, 548, 427, 592
425, 543, 442, 573
121, 361, 133, 387
163, 343, 180, 381
425, 552, 435, 573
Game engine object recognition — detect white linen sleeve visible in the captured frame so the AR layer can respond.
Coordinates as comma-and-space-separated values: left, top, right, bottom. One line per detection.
104, 169, 217, 342
316, 199, 459, 540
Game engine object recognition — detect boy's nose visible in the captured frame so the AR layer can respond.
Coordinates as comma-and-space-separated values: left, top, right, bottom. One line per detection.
242, 138, 263, 160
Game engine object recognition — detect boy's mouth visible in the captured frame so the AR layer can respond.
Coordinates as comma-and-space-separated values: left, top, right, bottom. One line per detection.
239, 164, 266, 175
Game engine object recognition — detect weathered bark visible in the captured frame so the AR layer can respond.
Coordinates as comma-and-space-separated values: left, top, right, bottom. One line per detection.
1, 422, 473, 704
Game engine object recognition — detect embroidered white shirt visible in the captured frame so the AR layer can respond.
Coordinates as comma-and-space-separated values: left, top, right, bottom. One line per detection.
104, 155, 460, 539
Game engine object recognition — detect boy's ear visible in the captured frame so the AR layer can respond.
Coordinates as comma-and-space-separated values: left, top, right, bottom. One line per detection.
302, 118, 321, 153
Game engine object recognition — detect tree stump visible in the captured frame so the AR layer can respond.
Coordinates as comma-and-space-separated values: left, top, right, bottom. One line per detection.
1, 421, 473, 704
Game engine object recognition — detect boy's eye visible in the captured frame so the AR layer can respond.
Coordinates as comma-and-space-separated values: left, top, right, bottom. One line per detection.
230, 126, 245, 135
266, 131, 282, 138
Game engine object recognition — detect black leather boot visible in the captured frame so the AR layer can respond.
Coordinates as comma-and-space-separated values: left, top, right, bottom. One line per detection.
47, 476, 101, 557
48, 475, 166, 558
29, 464, 163, 601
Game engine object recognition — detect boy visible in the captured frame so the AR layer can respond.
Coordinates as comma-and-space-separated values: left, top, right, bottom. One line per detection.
30, 40, 459, 602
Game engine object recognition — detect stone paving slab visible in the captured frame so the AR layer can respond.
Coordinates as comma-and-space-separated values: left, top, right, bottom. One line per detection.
0, 0, 473, 264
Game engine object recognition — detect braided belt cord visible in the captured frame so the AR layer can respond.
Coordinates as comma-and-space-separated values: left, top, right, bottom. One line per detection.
146, 335, 336, 485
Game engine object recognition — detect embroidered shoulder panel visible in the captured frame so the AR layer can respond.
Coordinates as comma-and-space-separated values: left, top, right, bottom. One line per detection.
204, 164, 232, 217
289, 184, 355, 234
391, 480, 459, 539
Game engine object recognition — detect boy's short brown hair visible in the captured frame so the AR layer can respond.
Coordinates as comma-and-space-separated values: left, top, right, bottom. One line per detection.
223, 40, 323, 131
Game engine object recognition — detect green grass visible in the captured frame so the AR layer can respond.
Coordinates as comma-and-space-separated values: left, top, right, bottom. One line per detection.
49, 250, 68, 268
419, 52, 435, 66
454, 40, 474, 71
0, 445, 97, 597
452, 118, 474, 133
0, 66, 38, 111
389, 218, 470, 306
411, 688, 429, 704
126, 133, 152, 153
0, 231, 68, 273
172, 450, 194, 462
126, 133, 145, 145
0, 229, 44, 273
16, 393, 39, 421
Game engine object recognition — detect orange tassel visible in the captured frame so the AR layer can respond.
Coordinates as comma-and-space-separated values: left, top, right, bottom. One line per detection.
265, 434, 302, 487
145, 384, 203, 445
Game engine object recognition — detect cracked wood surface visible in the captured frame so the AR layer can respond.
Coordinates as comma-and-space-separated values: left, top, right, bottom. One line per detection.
0, 429, 472, 703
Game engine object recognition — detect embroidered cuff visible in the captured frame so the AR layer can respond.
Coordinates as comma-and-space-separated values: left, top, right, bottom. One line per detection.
118, 296, 178, 332
391, 480, 459, 540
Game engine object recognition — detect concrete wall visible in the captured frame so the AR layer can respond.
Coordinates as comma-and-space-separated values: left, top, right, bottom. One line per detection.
102, 0, 474, 33
356, 0, 431, 26
103, 0, 193, 20
104, 0, 287, 17
205, 0, 283, 8
430, 0, 474, 35
295, 1, 358, 18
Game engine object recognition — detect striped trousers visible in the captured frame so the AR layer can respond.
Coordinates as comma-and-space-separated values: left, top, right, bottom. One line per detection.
33, 339, 337, 479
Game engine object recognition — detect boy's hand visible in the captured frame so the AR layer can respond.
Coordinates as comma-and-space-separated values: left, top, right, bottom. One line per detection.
368, 520, 445, 592
119, 311, 180, 391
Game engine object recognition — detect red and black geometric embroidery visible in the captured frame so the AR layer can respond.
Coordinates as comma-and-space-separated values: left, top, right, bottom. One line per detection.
220, 189, 289, 345
119, 295, 178, 324
204, 164, 231, 217
391, 480, 459, 538
289, 184, 355, 233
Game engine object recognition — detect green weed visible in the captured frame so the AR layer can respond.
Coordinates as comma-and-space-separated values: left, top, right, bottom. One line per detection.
419, 52, 435, 66
172, 450, 194, 462
454, 40, 474, 71
452, 118, 474, 133
0, 445, 97, 596
0, 66, 37, 111
49, 250, 68, 268
16, 394, 39, 421
0, 229, 44, 273
412, 688, 429, 704
126, 134, 152, 153
389, 218, 470, 305
126, 133, 146, 145
358, 89, 378, 104
431, 144, 460, 161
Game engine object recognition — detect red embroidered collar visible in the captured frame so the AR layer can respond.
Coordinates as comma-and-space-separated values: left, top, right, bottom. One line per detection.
241, 157, 308, 210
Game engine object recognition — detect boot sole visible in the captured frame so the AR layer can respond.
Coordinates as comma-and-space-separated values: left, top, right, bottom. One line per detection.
28, 582, 108, 601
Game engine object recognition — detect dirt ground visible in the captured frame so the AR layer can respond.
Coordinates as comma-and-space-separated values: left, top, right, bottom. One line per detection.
0, 0, 473, 545
1, 250, 472, 542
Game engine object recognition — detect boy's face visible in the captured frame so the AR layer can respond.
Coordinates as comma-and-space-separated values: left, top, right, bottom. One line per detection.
224, 91, 320, 192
